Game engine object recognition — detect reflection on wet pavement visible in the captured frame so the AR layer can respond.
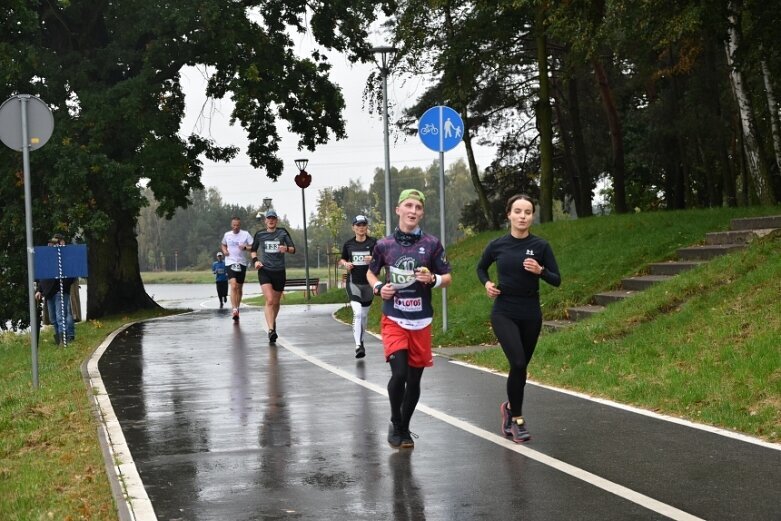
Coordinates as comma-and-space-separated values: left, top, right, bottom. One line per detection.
97, 305, 781, 521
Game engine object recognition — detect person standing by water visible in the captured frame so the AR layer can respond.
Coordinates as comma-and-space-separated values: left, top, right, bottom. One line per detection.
339, 214, 377, 359
476, 194, 561, 443
367, 189, 452, 449
212, 252, 228, 308
222, 217, 254, 321
250, 209, 295, 343
35, 233, 77, 346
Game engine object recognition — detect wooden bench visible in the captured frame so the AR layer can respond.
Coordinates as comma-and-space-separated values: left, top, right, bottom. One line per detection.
284, 277, 320, 295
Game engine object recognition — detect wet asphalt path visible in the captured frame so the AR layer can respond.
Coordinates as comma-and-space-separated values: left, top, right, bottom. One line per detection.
97, 304, 781, 521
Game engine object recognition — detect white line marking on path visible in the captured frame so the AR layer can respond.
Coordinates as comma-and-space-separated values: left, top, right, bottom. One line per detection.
448, 359, 781, 452
278, 339, 706, 521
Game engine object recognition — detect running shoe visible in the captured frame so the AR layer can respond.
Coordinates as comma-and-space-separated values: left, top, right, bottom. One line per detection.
388, 422, 402, 448
509, 417, 531, 443
232, 308, 239, 321
500, 401, 513, 437
355, 344, 366, 359
268, 329, 278, 343
399, 428, 417, 449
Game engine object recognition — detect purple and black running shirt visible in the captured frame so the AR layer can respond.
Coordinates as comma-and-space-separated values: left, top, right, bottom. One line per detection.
369, 232, 451, 329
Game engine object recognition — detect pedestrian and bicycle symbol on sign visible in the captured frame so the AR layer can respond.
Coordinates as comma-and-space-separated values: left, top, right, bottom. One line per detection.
418, 105, 464, 153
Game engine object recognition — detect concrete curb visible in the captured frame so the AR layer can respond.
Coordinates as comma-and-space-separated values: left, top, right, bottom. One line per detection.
82, 322, 158, 521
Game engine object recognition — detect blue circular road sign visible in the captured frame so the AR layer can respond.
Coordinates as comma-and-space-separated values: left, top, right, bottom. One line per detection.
418, 106, 464, 153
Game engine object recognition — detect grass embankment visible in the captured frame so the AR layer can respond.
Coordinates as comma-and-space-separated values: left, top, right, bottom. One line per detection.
333, 206, 780, 442
0, 309, 178, 520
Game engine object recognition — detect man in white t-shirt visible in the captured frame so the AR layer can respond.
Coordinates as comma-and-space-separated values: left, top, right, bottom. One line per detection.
221, 216, 254, 321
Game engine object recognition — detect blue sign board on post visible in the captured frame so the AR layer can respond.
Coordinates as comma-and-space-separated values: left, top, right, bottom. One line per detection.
418, 106, 464, 153
34, 244, 89, 279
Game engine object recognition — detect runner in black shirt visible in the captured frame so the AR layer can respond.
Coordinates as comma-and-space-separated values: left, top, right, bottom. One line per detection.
476, 194, 561, 443
339, 214, 377, 358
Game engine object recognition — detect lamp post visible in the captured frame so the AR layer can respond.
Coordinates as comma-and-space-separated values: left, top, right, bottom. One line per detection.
372, 45, 396, 236
294, 158, 312, 300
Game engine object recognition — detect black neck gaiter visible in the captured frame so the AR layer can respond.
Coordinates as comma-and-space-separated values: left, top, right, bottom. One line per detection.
394, 227, 422, 247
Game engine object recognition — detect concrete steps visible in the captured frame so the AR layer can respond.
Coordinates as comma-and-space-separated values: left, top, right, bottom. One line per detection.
551, 214, 781, 330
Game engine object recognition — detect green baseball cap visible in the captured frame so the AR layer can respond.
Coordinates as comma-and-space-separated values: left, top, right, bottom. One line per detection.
398, 188, 425, 205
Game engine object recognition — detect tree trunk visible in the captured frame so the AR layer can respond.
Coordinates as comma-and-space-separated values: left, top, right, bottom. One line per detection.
761, 59, 781, 170
760, 57, 781, 199
568, 73, 594, 216
462, 120, 498, 229
535, 4, 554, 223
665, 49, 687, 210
552, 78, 584, 217
725, 1, 776, 205
592, 58, 628, 213
87, 211, 159, 319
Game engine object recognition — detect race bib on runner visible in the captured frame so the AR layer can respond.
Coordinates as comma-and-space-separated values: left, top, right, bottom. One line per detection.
351, 251, 370, 266
264, 240, 280, 253
393, 295, 423, 312
389, 266, 416, 289
230, 263, 242, 272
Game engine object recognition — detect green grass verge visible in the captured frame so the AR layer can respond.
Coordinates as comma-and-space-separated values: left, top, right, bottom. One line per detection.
0, 309, 179, 520
461, 236, 781, 442
244, 285, 351, 306
142, 267, 333, 284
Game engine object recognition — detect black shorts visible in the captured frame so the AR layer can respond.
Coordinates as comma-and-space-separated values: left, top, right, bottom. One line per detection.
226, 263, 247, 284
346, 281, 373, 306
258, 268, 286, 293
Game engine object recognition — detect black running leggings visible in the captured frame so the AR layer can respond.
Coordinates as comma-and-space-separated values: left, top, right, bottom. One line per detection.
491, 313, 542, 417
387, 350, 424, 428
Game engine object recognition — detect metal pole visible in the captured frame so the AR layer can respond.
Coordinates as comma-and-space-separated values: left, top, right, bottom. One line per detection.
302, 187, 310, 301
382, 68, 392, 236
21, 96, 39, 389
439, 148, 448, 332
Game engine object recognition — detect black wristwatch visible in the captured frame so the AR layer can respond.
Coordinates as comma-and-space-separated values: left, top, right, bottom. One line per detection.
373, 283, 385, 296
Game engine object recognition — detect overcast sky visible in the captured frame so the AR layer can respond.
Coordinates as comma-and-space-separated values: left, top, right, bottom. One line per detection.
179, 30, 496, 228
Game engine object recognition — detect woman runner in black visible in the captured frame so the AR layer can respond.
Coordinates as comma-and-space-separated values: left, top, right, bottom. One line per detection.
476, 194, 561, 443
339, 214, 377, 358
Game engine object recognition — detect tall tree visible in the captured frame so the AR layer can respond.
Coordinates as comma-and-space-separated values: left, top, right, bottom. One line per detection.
725, 0, 776, 204
0, 1, 392, 322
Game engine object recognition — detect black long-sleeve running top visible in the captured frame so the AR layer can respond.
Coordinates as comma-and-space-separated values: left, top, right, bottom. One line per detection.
476, 233, 561, 319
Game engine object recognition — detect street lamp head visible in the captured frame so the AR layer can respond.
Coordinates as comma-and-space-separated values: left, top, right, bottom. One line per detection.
371, 46, 397, 73
294, 158, 309, 172
262, 197, 272, 209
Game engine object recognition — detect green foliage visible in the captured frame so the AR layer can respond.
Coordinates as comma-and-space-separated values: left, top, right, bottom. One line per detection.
0, 0, 393, 322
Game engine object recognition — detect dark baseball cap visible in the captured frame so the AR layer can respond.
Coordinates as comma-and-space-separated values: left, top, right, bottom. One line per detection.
352, 215, 368, 225
265, 209, 278, 218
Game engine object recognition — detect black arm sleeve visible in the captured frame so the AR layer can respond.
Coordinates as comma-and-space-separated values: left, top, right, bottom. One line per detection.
540, 244, 561, 287
476, 242, 495, 286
